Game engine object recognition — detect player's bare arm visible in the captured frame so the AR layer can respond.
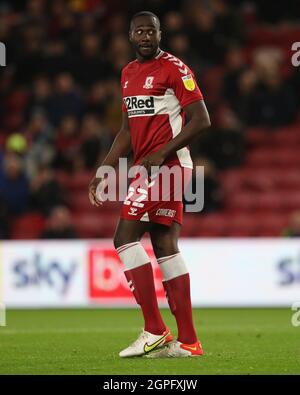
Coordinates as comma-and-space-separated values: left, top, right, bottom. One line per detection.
140, 100, 211, 171
88, 112, 131, 206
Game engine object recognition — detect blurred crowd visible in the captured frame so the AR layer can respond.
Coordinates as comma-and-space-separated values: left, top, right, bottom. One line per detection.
0, 0, 300, 239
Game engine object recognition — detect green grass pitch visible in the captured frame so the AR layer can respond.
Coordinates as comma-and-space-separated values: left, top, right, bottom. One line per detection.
0, 308, 299, 375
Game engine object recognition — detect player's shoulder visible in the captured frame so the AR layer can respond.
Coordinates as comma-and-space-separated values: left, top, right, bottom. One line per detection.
121, 60, 138, 76
159, 51, 192, 76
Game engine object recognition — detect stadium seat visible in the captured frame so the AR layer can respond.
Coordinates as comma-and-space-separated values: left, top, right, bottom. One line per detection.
56, 171, 94, 192
246, 128, 274, 147
256, 214, 288, 236
226, 190, 258, 211
192, 213, 228, 237
201, 66, 224, 106
272, 130, 300, 146
225, 214, 259, 236
246, 148, 300, 167
69, 191, 121, 214
11, 213, 45, 239
73, 212, 118, 238
247, 27, 278, 47
6, 89, 29, 112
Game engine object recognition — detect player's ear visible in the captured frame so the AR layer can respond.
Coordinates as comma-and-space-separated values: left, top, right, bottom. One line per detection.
158, 30, 162, 43
129, 29, 134, 42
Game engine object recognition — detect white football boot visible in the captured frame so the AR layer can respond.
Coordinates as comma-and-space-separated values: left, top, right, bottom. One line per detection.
145, 340, 204, 358
119, 328, 173, 358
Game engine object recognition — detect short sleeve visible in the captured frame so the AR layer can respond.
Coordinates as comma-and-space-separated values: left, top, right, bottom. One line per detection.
120, 69, 127, 113
168, 61, 203, 109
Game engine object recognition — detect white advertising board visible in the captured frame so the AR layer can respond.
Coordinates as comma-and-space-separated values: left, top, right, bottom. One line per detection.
1, 241, 87, 307
0, 239, 299, 307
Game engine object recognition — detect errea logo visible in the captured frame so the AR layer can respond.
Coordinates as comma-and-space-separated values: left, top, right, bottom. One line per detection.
0, 42, 6, 66
124, 96, 155, 117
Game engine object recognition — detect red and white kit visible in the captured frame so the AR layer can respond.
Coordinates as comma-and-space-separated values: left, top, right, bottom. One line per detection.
120, 51, 203, 226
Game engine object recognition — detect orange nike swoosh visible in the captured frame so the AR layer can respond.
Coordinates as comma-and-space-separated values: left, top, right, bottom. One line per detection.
181, 345, 198, 352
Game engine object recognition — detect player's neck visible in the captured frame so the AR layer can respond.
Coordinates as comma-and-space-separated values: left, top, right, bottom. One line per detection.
137, 48, 162, 63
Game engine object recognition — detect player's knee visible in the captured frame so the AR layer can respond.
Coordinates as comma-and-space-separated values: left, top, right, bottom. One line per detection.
151, 237, 178, 258
113, 232, 138, 249
113, 233, 125, 249
151, 238, 164, 256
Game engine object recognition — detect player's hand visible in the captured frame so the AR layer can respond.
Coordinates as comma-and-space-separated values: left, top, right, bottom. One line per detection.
139, 150, 166, 174
88, 176, 106, 207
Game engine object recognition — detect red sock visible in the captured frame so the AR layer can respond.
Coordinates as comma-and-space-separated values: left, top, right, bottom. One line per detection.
164, 274, 197, 343
158, 253, 198, 344
125, 264, 166, 335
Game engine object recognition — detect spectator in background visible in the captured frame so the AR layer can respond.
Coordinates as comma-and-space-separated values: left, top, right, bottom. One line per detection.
25, 110, 55, 176
282, 211, 300, 237
212, 0, 244, 46
47, 73, 84, 127
15, 24, 45, 85
48, 0, 72, 40
30, 166, 65, 215
0, 153, 29, 215
107, 34, 132, 74
249, 49, 298, 127
290, 64, 300, 108
185, 0, 243, 67
0, 69, 16, 129
231, 49, 298, 128
230, 68, 258, 126
54, 115, 80, 172
104, 78, 123, 135
24, 0, 47, 24
86, 81, 108, 118
164, 11, 184, 37
103, 14, 128, 46
163, 11, 185, 50
167, 33, 203, 78
74, 33, 110, 88
184, 156, 223, 214
223, 45, 247, 108
26, 75, 52, 121
50, 4, 77, 48
79, 114, 111, 170
5, 133, 28, 157
43, 40, 74, 78
78, 14, 98, 35
1, 87, 29, 132
187, 6, 223, 66
40, 205, 78, 239
193, 107, 245, 169
255, 0, 300, 24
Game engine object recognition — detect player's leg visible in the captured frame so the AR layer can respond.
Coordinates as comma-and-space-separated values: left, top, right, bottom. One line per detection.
114, 219, 172, 357
148, 221, 203, 357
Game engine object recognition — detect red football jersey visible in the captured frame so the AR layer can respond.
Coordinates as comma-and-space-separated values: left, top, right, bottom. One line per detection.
121, 50, 203, 169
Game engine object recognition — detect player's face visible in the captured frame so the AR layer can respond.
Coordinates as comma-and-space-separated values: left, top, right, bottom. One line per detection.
130, 16, 161, 60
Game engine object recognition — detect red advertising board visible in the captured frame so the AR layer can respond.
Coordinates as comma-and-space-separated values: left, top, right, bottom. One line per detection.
88, 246, 166, 304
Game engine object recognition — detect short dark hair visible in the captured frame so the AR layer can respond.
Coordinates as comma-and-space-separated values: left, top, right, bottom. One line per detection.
130, 11, 160, 31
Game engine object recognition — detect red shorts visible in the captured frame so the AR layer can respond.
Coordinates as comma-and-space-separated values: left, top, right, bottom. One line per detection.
120, 166, 192, 226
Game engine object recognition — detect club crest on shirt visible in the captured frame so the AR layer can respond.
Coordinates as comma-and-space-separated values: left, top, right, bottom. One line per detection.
181, 74, 195, 91
143, 76, 154, 89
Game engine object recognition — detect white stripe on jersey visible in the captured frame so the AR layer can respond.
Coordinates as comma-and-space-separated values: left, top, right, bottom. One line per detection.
123, 90, 193, 168
166, 88, 193, 169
